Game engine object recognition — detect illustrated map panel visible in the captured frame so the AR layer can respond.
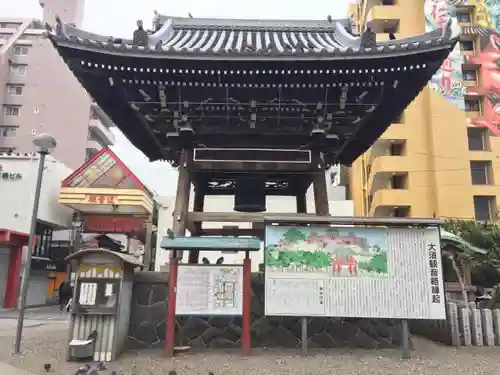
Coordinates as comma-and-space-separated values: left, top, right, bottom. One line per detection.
176, 265, 243, 316
264, 226, 445, 320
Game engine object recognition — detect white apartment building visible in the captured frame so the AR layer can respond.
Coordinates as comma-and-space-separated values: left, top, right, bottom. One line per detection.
0, 0, 115, 169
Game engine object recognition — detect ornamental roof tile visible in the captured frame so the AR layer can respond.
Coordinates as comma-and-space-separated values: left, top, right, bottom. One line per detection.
47, 13, 461, 60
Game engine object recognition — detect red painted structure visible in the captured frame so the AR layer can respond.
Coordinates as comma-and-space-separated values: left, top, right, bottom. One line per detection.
0, 229, 29, 308
165, 250, 252, 357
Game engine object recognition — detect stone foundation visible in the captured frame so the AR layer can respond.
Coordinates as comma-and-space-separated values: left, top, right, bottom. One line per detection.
127, 272, 407, 350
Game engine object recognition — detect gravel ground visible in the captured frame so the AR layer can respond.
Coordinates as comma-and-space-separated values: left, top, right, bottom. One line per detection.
0, 323, 499, 375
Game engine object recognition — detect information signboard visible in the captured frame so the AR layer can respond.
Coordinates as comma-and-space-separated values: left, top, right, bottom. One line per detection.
175, 265, 243, 315
264, 226, 445, 319
161, 236, 260, 251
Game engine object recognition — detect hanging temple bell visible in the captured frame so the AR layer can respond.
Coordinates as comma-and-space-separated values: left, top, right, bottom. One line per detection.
233, 177, 266, 213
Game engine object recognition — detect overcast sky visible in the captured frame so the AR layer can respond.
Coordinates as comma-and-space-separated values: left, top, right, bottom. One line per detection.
1, 0, 351, 196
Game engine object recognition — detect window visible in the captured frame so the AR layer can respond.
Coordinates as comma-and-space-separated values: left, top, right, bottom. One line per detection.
470, 161, 492, 185
12, 46, 28, 56
474, 196, 496, 221
7, 84, 23, 96
0, 126, 16, 137
465, 99, 481, 112
389, 141, 406, 156
457, 13, 472, 23
3, 106, 20, 116
468, 127, 488, 151
9, 64, 26, 76
460, 40, 474, 51
393, 207, 410, 217
383, 24, 398, 34
390, 174, 407, 189
34, 222, 53, 257
462, 69, 477, 81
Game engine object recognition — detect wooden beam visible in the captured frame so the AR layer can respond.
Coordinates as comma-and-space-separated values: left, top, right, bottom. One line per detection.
200, 228, 262, 237
188, 212, 443, 226
188, 211, 318, 223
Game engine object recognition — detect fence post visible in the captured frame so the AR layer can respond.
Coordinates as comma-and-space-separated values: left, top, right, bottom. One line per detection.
491, 309, 500, 346
481, 309, 495, 346
459, 307, 472, 346
470, 308, 484, 346
447, 302, 460, 346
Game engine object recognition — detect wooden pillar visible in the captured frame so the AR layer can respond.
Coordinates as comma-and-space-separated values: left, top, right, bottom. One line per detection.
165, 256, 178, 358
296, 192, 307, 214
242, 251, 252, 356
171, 149, 192, 259
313, 153, 330, 215
188, 187, 205, 264
166, 150, 191, 357
143, 217, 153, 270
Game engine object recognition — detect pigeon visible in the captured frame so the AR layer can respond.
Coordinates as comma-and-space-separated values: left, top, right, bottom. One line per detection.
327, 15, 332, 23
167, 228, 175, 239
43, 363, 51, 372
202, 257, 210, 264
389, 32, 396, 40
216, 257, 224, 265
188, 12, 193, 18
97, 362, 107, 370
75, 364, 90, 375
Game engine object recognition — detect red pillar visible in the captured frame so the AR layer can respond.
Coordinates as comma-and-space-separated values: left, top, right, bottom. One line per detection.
165, 257, 179, 357
242, 252, 252, 356
4, 244, 23, 308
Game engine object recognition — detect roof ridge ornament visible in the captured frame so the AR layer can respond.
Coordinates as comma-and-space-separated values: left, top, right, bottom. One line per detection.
442, 17, 461, 40
133, 20, 149, 46
54, 15, 64, 37
360, 22, 376, 48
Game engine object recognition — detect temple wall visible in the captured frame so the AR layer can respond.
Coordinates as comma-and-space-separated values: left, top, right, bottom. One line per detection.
127, 272, 408, 350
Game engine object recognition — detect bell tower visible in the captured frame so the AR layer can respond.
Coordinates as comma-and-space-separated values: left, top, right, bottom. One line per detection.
170, 145, 330, 264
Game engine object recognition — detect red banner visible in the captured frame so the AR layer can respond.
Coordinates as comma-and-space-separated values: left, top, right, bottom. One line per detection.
83, 216, 145, 234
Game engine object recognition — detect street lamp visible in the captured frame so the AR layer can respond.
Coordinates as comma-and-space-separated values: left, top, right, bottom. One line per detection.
14, 133, 56, 353
67, 213, 83, 282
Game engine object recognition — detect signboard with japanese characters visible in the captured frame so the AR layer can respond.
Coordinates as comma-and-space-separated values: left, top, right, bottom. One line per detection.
85, 195, 119, 205
0, 165, 22, 181
83, 215, 145, 234
264, 226, 445, 320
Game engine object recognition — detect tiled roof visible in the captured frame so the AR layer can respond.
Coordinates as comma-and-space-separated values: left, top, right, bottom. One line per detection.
47, 14, 461, 60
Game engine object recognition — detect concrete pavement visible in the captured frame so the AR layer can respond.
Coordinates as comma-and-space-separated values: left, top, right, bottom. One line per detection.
0, 362, 36, 375
0, 306, 68, 322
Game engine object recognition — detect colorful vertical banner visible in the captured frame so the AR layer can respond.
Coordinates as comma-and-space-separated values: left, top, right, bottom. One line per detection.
424, 0, 466, 110
462, 0, 500, 135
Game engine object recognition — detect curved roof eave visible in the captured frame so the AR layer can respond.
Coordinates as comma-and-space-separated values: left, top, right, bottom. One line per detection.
46, 15, 460, 61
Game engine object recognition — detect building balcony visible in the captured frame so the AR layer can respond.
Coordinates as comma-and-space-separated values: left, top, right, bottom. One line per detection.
461, 50, 475, 57
368, 5, 401, 32
89, 118, 115, 146
369, 188, 411, 216
0, 115, 20, 127
3, 94, 24, 107
367, 155, 408, 189
0, 136, 16, 149
463, 80, 477, 88
378, 123, 406, 141
465, 111, 481, 119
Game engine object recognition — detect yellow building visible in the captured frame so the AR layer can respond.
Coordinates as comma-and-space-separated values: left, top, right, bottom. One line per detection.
347, 0, 500, 221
